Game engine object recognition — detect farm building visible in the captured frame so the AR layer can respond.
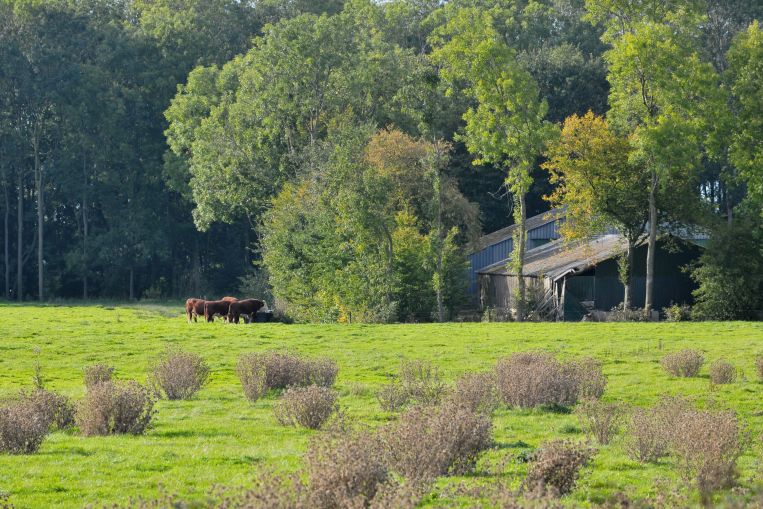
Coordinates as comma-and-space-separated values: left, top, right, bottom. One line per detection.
468, 210, 704, 320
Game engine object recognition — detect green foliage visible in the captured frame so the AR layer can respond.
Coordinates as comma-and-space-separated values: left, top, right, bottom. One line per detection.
692, 214, 763, 321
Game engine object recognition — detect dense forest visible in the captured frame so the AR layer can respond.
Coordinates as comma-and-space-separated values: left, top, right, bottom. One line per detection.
0, 0, 761, 321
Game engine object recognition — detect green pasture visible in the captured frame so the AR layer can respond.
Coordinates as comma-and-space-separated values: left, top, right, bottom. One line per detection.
0, 304, 761, 507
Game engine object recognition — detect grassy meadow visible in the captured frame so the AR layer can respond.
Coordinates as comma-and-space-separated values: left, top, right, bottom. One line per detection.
0, 303, 762, 508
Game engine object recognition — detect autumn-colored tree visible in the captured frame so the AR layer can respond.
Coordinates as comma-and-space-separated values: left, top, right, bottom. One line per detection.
544, 112, 649, 309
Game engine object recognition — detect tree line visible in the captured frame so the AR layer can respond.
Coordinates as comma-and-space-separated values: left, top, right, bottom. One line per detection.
0, 0, 761, 321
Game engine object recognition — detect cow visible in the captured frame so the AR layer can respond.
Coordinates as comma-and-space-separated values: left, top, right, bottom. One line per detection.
227, 299, 266, 324
204, 300, 233, 322
185, 298, 207, 323
221, 296, 238, 302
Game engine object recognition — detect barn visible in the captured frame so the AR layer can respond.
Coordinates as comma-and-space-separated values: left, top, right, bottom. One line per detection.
468, 209, 704, 320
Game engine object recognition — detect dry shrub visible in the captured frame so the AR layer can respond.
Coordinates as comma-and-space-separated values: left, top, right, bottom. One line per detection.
756, 356, 763, 381
524, 440, 595, 497
625, 396, 692, 463
236, 352, 338, 403
376, 382, 409, 412
19, 389, 75, 430
661, 349, 704, 377
274, 385, 338, 429
305, 423, 389, 508
152, 348, 209, 400
76, 381, 156, 436
572, 358, 607, 400
710, 360, 736, 385
671, 409, 749, 500
381, 401, 492, 481
84, 364, 114, 389
495, 352, 605, 409
449, 371, 499, 414
0, 399, 49, 454
377, 360, 446, 412
236, 355, 268, 403
576, 399, 623, 445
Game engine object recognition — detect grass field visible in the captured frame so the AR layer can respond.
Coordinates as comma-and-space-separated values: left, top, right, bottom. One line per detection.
0, 304, 761, 508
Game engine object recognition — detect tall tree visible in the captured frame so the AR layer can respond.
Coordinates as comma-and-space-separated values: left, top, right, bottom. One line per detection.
431, 8, 554, 320
543, 112, 649, 309
585, 0, 720, 315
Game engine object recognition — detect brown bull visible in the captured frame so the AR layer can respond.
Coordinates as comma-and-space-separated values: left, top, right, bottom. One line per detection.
204, 300, 233, 322
222, 296, 238, 302
228, 299, 265, 324
185, 298, 207, 323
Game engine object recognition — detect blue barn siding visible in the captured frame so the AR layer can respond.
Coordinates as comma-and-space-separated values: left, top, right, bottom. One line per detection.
467, 218, 562, 297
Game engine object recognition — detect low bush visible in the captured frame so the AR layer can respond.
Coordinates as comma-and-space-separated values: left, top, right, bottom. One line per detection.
274, 385, 338, 429
381, 401, 492, 481
236, 352, 338, 403
152, 348, 209, 400
449, 372, 499, 414
671, 409, 749, 500
664, 304, 692, 322
84, 364, 114, 389
710, 360, 736, 385
76, 381, 156, 436
0, 399, 49, 454
376, 383, 409, 412
524, 440, 595, 497
305, 423, 389, 508
494, 352, 605, 409
661, 349, 704, 377
377, 360, 446, 411
625, 396, 692, 463
576, 399, 623, 445
19, 389, 75, 430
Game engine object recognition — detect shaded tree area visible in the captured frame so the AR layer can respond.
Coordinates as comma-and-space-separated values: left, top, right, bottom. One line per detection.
0, 0, 339, 300
0, 0, 760, 320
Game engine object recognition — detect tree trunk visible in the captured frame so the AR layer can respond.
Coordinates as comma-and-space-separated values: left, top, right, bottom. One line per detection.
644, 172, 658, 316
16, 170, 23, 301
434, 164, 445, 323
622, 240, 634, 310
129, 267, 134, 301
82, 160, 88, 299
515, 192, 527, 322
3, 173, 9, 300
33, 133, 43, 302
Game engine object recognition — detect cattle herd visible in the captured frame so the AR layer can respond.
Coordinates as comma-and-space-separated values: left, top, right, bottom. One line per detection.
185, 296, 269, 324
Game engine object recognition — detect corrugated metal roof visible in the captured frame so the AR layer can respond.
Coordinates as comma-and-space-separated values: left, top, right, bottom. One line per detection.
471, 208, 565, 252
478, 234, 630, 281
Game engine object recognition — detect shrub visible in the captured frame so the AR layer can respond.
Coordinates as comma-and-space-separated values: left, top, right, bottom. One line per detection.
576, 399, 622, 445
19, 389, 75, 430
0, 399, 49, 454
625, 396, 693, 463
152, 348, 209, 400
524, 440, 595, 497
671, 409, 748, 500
376, 360, 446, 411
661, 349, 704, 377
237, 355, 268, 403
664, 304, 691, 322
84, 364, 114, 389
494, 352, 605, 409
236, 352, 338, 402
76, 381, 156, 436
376, 382, 409, 412
381, 401, 492, 481
449, 372, 499, 414
274, 386, 338, 429
305, 424, 389, 508
710, 360, 736, 385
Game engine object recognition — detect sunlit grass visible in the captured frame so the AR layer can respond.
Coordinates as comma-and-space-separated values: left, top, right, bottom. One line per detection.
0, 303, 761, 507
